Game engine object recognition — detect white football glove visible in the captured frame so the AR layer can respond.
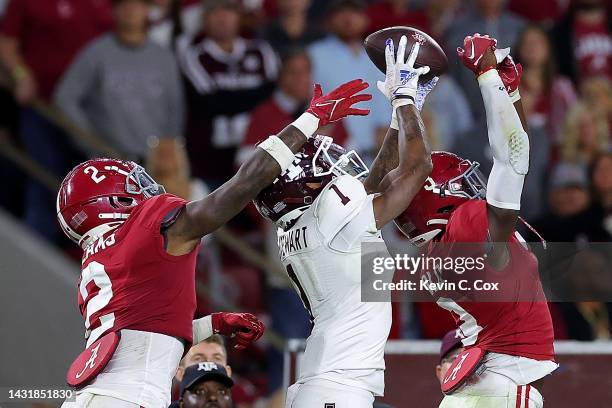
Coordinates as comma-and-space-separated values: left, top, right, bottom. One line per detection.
377, 35, 433, 111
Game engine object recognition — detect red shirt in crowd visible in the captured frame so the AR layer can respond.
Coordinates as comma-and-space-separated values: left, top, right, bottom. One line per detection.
0, 0, 112, 100
573, 16, 612, 81
366, 1, 430, 36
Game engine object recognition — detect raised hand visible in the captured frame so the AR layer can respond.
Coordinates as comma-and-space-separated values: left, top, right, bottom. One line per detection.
211, 312, 265, 350
456, 33, 498, 76
377, 35, 432, 110
307, 79, 372, 127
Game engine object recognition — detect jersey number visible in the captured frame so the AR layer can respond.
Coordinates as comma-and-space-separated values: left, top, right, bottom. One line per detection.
84, 166, 106, 183
80, 262, 115, 344
437, 298, 482, 347
286, 264, 314, 323
330, 184, 350, 205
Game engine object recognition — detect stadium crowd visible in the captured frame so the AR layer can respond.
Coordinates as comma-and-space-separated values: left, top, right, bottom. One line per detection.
0, 0, 610, 405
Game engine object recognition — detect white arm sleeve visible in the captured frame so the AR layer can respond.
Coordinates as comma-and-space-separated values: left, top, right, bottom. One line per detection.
477, 70, 530, 210
192, 315, 213, 344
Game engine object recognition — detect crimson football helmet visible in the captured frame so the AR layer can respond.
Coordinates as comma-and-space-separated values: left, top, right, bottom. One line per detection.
57, 158, 165, 248
395, 151, 487, 246
254, 135, 368, 230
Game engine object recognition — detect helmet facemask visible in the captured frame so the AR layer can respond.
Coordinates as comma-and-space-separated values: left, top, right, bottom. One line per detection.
312, 135, 369, 179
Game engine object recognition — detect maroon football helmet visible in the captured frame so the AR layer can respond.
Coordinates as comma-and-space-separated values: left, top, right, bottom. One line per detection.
395, 151, 487, 246
57, 158, 165, 248
254, 135, 368, 230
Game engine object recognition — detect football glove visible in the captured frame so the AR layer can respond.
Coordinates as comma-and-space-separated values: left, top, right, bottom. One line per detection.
307, 79, 372, 127
377, 35, 431, 110
457, 33, 511, 76
497, 54, 523, 102
212, 312, 265, 350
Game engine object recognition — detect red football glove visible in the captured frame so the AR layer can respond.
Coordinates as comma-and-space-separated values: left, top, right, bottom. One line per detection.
306, 79, 372, 127
211, 312, 265, 350
457, 33, 498, 76
497, 55, 523, 96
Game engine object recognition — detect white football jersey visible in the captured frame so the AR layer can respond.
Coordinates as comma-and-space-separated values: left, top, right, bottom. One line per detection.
277, 175, 392, 396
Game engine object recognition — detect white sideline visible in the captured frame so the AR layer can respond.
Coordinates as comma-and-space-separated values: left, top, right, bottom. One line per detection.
287, 339, 612, 354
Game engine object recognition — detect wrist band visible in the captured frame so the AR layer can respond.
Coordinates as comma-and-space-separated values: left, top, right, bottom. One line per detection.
192, 315, 213, 343
390, 108, 399, 130
292, 112, 319, 138
392, 95, 415, 110
258, 135, 296, 171
509, 89, 521, 103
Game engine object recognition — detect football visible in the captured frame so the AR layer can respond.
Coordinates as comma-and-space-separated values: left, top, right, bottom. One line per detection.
364, 26, 448, 81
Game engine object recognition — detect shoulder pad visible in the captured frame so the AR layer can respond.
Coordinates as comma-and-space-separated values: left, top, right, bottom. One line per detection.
313, 175, 368, 240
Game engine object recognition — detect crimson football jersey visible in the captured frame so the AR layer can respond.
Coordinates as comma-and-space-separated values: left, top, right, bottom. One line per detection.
428, 200, 555, 361
78, 194, 199, 348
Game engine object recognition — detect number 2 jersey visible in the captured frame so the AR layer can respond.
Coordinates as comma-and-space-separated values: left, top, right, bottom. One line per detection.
78, 194, 199, 348
277, 175, 392, 396
428, 199, 556, 383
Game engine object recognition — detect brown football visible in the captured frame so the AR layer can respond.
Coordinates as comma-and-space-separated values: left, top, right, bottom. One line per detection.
364, 26, 448, 81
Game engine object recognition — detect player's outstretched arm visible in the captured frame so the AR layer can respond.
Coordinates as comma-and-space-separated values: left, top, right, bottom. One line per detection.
365, 36, 438, 195
165, 80, 372, 255
458, 34, 529, 268
371, 36, 433, 229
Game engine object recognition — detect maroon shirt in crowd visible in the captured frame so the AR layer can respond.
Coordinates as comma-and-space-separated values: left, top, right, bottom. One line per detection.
0, 0, 112, 100
573, 17, 612, 81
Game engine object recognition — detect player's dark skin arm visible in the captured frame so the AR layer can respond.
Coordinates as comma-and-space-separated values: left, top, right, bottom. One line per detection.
363, 127, 399, 194
478, 48, 530, 270
372, 104, 432, 229
164, 125, 307, 255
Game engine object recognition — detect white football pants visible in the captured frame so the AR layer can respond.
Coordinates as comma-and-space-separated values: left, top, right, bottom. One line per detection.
285, 379, 375, 408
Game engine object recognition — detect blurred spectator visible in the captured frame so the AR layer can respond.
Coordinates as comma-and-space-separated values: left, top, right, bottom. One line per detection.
514, 25, 577, 143
508, 0, 566, 27
580, 76, 612, 129
177, 0, 278, 186
173, 335, 260, 407
552, 0, 612, 84
260, 0, 324, 54
177, 362, 234, 408
560, 102, 610, 164
591, 151, 612, 235
237, 48, 348, 164
445, 0, 526, 118
149, 0, 203, 48
366, 0, 430, 35
55, 0, 185, 161
176, 335, 233, 382
426, 0, 467, 39
147, 138, 209, 201
435, 329, 464, 384
422, 76, 474, 151
0, 0, 112, 240
308, 0, 389, 158
533, 161, 610, 242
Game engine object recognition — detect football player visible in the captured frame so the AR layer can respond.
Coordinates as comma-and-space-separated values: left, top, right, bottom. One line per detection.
254, 36, 437, 408
57, 79, 372, 408
395, 34, 557, 407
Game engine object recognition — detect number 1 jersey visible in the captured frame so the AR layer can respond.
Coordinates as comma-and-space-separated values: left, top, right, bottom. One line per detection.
278, 175, 392, 396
